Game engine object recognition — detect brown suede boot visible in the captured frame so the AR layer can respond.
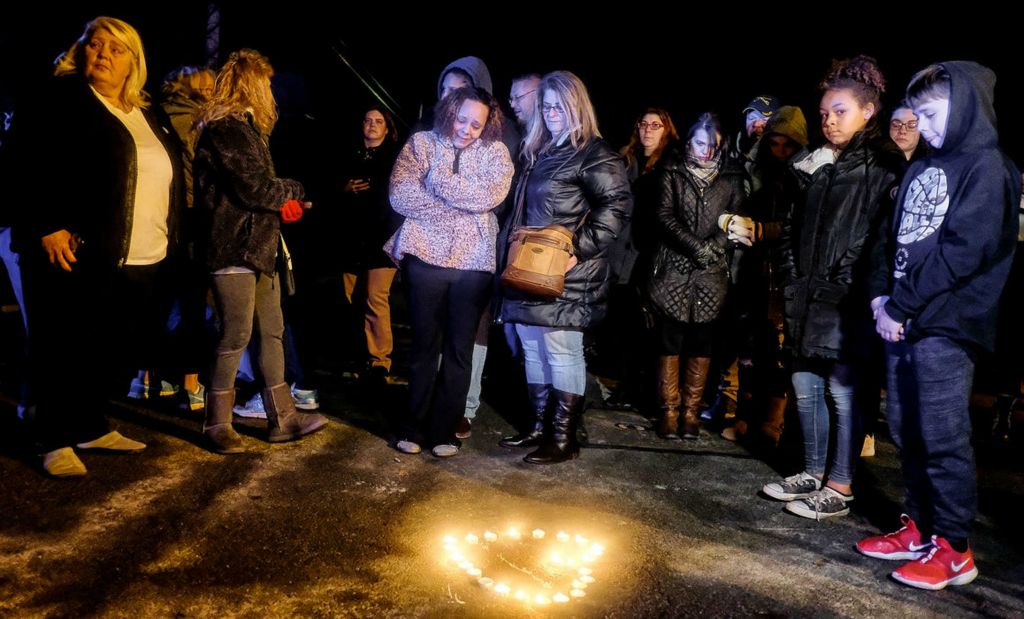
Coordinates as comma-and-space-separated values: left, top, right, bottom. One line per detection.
681, 357, 711, 439
500, 383, 550, 448
655, 356, 682, 440
759, 395, 787, 448
204, 388, 244, 454
263, 383, 328, 443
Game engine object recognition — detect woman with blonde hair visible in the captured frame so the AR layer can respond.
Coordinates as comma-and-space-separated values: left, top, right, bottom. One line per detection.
13, 16, 183, 476
499, 70, 632, 464
193, 49, 327, 454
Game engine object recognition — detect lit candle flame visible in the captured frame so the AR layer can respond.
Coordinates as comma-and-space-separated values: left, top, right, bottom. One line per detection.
443, 535, 456, 544
570, 589, 586, 598
507, 527, 521, 539
483, 531, 498, 542
534, 594, 551, 605
580, 575, 595, 584
468, 568, 482, 577
553, 593, 570, 603
556, 531, 570, 542
532, 529, 545, 539
465, 534, 479, 544
494, 583, 511, 596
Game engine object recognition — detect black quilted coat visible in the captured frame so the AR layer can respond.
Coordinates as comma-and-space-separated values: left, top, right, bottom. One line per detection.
645, 148, 747, 323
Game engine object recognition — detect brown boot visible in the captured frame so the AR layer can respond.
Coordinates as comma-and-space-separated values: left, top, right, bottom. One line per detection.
759, 395, 787, 448
655, 356, 681, 440
681, 357, 711, 439
263, 383, 328, 443
204, 388, 244, 454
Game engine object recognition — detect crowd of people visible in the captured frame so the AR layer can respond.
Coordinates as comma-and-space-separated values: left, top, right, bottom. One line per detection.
0, 15, 1021, 593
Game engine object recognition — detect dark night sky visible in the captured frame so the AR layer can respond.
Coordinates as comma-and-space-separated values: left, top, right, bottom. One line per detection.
2, 5, 1022, 162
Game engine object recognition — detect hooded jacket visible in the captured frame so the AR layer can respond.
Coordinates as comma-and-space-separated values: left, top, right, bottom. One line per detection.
883, 61, 1021, 352
435, 57, 493, 99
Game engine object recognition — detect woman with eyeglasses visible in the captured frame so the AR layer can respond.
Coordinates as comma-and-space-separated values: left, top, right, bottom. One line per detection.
889, 104, 929, 163
499, 71, 632, 464
594, 109, 679, 410
644, 113, 748, 441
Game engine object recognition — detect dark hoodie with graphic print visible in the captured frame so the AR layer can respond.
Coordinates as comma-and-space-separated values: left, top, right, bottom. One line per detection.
883, 61, 1021, 352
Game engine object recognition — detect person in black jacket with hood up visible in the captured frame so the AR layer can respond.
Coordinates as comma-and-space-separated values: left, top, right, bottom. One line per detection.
857, 61, 1020, 591
761, 56, 900, 520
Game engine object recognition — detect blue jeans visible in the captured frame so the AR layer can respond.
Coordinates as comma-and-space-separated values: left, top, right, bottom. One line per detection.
885, 337, 976, 545
514, 325, 586, 395
791, 360, 860, 486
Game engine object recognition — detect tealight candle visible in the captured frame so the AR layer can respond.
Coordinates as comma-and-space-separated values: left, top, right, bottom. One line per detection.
535, 594, 551, 605
494, 583, 511, 596
580, 575, 595, 584
556, 531, 570, 542
467, 568, 482, 577
575, 534, 588, 545
532, 529, 545, 539
514, 590, 527, 601
443, 535, 456, 544
553, 593, 570, 603
572, 579, 587, 590
459, 561, 472, 570
478, 577, 493, 588
570, 589, 586, 598
507, 527, 521, 540
483, 531, 498, 542
578, 567, 592, 576
465, 534, 478, 544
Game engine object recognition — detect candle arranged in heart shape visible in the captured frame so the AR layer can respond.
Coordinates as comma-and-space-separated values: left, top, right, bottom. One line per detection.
442, 527, 606, 606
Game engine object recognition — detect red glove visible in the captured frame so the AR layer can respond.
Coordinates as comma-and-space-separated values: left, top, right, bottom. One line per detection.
280, 199, 304, 223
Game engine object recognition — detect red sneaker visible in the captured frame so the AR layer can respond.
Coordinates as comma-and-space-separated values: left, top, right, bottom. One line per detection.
856, 514, 931, 560
891, 536, 979, 590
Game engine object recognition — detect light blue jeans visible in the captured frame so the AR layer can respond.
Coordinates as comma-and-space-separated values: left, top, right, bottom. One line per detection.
514, 325, 586, 395
791, 360, 860, 486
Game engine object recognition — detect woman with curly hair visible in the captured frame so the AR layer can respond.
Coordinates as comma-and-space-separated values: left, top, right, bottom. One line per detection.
193, 49, 328, 454
386, 86, 513, 458
761, 55, 900, 519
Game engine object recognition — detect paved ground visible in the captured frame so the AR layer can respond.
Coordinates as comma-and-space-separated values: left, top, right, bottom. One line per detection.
1, 373, 1022, 618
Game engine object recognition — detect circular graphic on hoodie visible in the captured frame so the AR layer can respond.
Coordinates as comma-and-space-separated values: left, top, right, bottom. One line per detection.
897, 167, 949, 245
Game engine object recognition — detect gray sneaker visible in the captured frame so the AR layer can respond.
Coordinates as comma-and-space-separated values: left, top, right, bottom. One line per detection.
762, 472, 822, 501
785, 486, 853, 520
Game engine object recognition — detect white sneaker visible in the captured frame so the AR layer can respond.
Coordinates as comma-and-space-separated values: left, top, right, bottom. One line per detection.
762, 472, 822, 501
290, 384, 319, 410
431, 444, 459, 458
396, 440, 421, 454
233, 393, 267, 419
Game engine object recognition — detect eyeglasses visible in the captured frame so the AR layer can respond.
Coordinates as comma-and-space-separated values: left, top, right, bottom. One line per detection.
542, 103, 566, 116
508, 89, 536, 106
637, 121, 665, 131
890, 120, 918, 132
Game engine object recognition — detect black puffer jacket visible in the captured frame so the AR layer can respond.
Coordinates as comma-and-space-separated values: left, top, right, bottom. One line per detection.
645, 148, 746, 323
780, 130, 899, 361
11, 75, 184, 268
500, 139, 633, 328
194, 115, 304, 275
